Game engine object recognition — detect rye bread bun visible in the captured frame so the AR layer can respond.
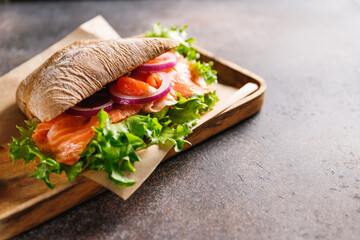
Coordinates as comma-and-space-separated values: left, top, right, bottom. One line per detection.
16, 38, 179, 122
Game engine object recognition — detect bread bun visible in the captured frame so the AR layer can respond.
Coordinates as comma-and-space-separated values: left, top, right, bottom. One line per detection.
16, 38, 179, 122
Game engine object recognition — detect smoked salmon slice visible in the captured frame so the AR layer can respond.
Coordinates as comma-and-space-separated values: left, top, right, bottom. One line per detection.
163, 56, 209, 98
32, 105, 141, 165
32, 54, 210, 165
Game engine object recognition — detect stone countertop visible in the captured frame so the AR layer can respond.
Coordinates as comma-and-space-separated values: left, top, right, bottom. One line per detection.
1, 0, 360, 239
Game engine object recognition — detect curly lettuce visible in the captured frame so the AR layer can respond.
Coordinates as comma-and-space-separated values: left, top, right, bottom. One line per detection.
9, 92, 218, 188
8, 121, 84, 188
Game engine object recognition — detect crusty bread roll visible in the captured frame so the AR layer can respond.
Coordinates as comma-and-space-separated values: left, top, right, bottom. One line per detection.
16, 38, 179, 122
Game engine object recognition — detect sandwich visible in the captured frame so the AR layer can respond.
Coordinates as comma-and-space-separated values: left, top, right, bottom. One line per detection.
9, 24, 218, 188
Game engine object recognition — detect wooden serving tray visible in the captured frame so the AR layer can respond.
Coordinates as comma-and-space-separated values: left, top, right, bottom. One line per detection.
0, 47, 266, 239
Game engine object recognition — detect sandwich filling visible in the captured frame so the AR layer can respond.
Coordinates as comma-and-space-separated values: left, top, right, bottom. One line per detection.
32, 55, 210, 165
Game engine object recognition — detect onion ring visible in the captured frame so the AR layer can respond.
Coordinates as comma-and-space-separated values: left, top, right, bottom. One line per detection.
67, 91, 114, 117
137, 52, 178, 71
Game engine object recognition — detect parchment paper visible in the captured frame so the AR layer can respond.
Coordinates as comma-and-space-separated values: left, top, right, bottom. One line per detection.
0, 16, 258, 200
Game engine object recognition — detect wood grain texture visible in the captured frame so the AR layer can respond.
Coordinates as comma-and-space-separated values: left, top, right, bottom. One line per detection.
0, 48, 265, 240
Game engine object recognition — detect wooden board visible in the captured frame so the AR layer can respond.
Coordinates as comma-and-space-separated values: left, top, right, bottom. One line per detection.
0, 47, 266, 239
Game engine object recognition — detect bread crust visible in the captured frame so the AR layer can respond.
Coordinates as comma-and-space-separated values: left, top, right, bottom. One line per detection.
16, 38, 179, 122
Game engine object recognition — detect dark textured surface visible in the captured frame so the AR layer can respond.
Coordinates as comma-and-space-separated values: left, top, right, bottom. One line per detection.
1, 0, 360, 239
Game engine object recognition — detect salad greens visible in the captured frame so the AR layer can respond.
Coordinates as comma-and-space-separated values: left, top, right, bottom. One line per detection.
8, 121, 84, 188
9, 24, 219, 188
9, 93, 218, 188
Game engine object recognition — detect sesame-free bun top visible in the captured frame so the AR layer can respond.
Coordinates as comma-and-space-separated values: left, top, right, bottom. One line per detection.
16, 38, 179, 122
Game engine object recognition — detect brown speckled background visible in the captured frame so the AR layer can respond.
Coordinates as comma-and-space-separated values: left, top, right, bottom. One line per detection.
1, 0, 360, 239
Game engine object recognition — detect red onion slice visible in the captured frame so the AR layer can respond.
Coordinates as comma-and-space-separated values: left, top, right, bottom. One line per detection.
109, 72, 172, 104
137, 52, 178, 72
67, 91, 114, 117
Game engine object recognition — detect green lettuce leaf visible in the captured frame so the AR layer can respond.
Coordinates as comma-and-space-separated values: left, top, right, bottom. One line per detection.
80, 111, 151, 187
151, 92, 218, 151
145, 23, 199, 61
8, 121, 85, 188
193, 61, 218, 86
